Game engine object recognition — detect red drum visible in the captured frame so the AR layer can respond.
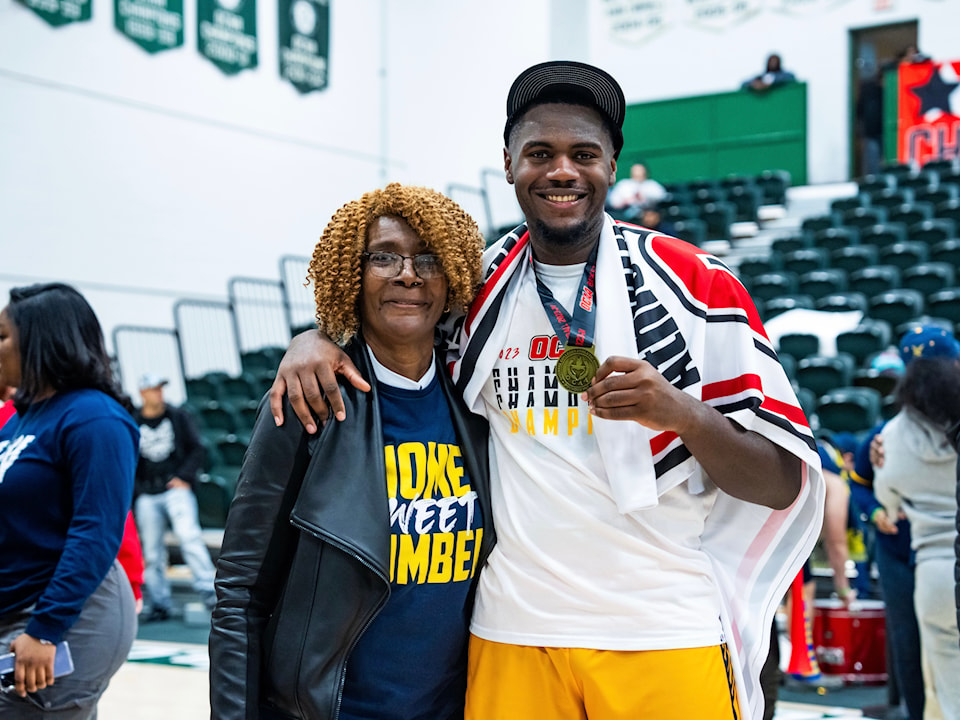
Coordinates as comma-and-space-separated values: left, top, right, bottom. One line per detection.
813, 598, 887, 683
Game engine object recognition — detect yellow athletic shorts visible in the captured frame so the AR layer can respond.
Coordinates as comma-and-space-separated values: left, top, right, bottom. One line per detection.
465, 635, 741, 720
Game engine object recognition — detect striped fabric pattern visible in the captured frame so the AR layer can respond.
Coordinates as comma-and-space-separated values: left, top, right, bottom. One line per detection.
449, 215, 825, 719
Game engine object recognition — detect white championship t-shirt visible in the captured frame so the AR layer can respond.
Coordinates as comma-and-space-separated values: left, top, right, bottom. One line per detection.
470, 259, 724, 650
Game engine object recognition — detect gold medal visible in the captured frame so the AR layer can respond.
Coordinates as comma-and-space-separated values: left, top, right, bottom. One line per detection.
555, 346, 599, 393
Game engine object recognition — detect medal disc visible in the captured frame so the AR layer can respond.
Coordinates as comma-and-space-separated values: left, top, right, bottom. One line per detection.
555, 346, 599, 393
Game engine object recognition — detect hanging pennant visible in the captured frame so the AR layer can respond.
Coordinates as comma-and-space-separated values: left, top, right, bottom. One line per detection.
278, 0, 329, 93
17, 0, 91, 27
115, 0, 184, 53
198, 0, 258, 75
603, 0, 671, 46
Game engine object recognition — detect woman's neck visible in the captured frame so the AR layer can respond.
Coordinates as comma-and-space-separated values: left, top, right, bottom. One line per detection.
364, 336, 434, 381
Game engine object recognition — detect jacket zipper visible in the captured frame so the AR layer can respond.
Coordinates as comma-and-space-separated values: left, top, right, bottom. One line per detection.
289, 519, 390, 720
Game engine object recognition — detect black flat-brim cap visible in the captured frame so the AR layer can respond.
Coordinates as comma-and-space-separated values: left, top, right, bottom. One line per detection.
504, 60, 625, 153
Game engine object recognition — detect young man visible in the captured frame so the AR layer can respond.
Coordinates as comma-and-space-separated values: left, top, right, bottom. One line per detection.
134, 374, 217, 620
272, 61, 824, 720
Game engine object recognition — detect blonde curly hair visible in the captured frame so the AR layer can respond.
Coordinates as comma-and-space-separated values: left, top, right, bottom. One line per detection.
308, 183, 484, 344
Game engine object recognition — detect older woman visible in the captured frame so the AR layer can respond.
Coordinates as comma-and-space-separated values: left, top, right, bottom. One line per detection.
209, 184, 493, 720
0, 283, 139, 718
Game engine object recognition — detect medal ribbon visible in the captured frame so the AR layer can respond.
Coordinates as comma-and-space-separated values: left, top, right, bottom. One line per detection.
531, 240, 599, 350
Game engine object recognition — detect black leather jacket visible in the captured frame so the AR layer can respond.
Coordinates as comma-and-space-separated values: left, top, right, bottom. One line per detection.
209, 340, 494, 720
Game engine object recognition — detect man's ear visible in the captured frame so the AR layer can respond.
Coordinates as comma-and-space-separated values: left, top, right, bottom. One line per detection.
608, 158, 618, 187
504, 148, 514, 185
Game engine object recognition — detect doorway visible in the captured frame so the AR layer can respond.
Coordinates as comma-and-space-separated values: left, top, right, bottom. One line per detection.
849, 21, 918, 178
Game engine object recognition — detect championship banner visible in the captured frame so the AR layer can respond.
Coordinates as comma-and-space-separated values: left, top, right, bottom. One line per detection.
198, 0, 258, 75
603, 0, 671, 45
17, 0, 91, 27
898, 59, 960, 166
685, 0, 762, 29
774, 0, 851, 13
278, 0, 329, 94
115, 0, 183, 53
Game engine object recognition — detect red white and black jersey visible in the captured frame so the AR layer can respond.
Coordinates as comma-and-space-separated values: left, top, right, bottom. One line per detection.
447, 216, 825, 720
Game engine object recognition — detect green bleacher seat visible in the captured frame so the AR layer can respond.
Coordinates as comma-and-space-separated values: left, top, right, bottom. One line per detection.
748, 272, 799, 301
930, 239, 960, 267
814, 292, 869, 314
796, 353, 856, 397
830, 195, 868, 215
835, 319, 892, 366
857, 173, 896, 195
816, 386, 882, 434
240, 346, 285, 375
756, 170, 791, 205
926, 287, 960, 325
797, 269, 848, 300
195, 474, 235, 529
219, 373, 260, 405
762, 294, 815, 319
897, 169, 939, 193
737, 256, 778, 281
778, 332, 820, 361
849, 265, 902, 297
781, 248, 829, 275
185, 375, 222, 404
852, 369, 899, 398
867, 187, 914, 212
887, 202, 934, 228
672, 218, 707, 246
812, 227, 859, 253
840, 206, 887, 232
699, 201, 736, 240
877, 241, 929, 271
859, 222, 908, 249
770, 235, 809, 255
914, 185, 958, 208
801, 215, 835, 239
934, 198, 960, 226
908, 218, 956, 246
867, 288, 925, 328
724, 184, 763, 222
831, 245, 879, 274
901, 262, 956, 296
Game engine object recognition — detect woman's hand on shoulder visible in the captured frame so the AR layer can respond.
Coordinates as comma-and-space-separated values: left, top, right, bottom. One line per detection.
268, 330, 369, 433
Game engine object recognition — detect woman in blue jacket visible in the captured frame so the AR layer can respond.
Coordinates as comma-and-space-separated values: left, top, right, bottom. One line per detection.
0, 283, 139, 718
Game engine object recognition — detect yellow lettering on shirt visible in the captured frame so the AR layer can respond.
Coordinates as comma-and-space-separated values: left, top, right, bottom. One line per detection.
428, 532, 454, 583
543, 409, 558, 435
397, 442, 426, 499
500, 408, 593, 437
393, 529, 481, 585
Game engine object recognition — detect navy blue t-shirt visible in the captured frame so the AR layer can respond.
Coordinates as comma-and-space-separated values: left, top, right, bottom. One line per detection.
338, 375, 484, 720
0, 389, 138, 641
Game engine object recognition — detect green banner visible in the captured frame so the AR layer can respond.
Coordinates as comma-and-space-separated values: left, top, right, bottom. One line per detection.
198, 0, 258, 75
278, 0, 329, 94
18, 0, 91, 27
115, 0, 183, 53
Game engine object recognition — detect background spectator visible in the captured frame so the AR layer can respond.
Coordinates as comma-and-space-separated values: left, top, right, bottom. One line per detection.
134, 373, 216, 621
606, 161, 666, 219
0, 282, 138, 714
742, 53, 797, 92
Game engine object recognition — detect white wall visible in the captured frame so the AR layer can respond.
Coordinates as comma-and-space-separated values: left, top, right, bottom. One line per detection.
0, 0, 546, 366
0, 0, 955, 383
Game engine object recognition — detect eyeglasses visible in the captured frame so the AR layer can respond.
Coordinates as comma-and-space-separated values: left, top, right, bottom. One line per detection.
362, 251, 444, 279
